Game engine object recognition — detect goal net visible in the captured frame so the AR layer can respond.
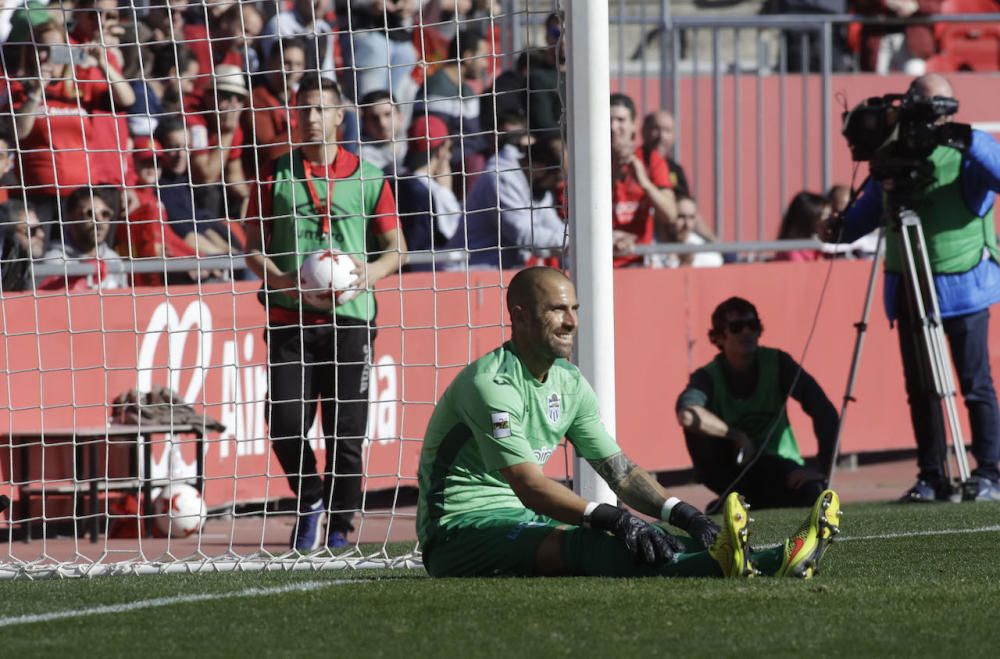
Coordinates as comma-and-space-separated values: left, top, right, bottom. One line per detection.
0, 0, 580, 578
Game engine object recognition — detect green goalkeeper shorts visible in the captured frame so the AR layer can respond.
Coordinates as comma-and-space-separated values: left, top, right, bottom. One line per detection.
421, 508, 723, 578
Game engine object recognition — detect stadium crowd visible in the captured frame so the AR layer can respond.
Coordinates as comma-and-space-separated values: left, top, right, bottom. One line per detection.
0, 0, 953, 293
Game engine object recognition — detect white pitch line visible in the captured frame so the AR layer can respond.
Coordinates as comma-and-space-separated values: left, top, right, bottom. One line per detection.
836, 524, 1000, 543
752, 524, 1000, 550
0, 579, 361, 629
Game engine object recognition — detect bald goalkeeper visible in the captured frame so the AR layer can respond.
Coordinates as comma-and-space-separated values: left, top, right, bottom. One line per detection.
416, 267, 841, 579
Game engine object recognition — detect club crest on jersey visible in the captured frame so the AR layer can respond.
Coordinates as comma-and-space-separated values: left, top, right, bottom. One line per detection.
533, 446, 554, 465
547, 393, 561, 423
490, 412, 511, 439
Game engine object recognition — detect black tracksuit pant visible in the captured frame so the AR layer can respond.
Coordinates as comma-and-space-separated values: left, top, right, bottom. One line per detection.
266, 319, 373, 532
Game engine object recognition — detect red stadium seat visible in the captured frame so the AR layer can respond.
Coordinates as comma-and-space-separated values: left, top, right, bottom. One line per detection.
927, 0, 1000, 71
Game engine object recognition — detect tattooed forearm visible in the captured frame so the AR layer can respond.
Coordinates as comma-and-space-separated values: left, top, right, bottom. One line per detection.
589, 452, 666, 518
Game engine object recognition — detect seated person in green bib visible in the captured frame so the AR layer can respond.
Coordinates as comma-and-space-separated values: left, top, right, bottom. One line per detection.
676, 296, 839, 510
416, 268, 841, 579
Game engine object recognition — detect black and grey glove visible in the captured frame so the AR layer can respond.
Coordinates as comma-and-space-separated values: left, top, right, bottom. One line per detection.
668, 500, 720, 549
588, 504, 684, 566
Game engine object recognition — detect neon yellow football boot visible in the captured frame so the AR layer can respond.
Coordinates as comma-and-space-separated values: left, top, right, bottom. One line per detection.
777, 489, 842, 579
709, 492, 756, 578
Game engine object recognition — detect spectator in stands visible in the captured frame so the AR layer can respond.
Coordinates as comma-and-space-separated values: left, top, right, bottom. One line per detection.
610, 93, 677, 268
479, 51, 529, 146
414, 28, 490, 188
494, 110, 534, 153
243, 37, 306, 180
396, 114, 463, 271
145, 0, 187, 44
0, 199, 42, 290
642, 110, 690, 198
120, 21, 158, 137
70, 0, 127, 72
1, 198, 44, 261
359, 89, 406, 173
185, 0, 254, 95
258, 0, 338, 77
117, 136, 197, 286
458, 140, 566, 269
523, 12, 565, 153
145, 42, 200, 115
852, 0, 943, 74
829, 74, 1000, 502
154, 117, 231, 261
344, 0, 424, 104
826, 183, 850, 215
774, 191, 828, 262
42, 187, 128, 290
189, 64, 251, 235
244, 74, 406, 551
6, 19, 135, 235
660, 195, 723, 268
676, 296, 838, 510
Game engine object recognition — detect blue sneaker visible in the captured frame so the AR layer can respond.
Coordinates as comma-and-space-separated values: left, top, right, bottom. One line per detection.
972, 477, 1000, 502
291, 501, 323, 551
327, 529, 350, 550
900, 479, 951, 503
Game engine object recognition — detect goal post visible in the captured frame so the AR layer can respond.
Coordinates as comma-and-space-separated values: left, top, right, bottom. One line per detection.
0, 0, 609, 579
564, 1, 617, 506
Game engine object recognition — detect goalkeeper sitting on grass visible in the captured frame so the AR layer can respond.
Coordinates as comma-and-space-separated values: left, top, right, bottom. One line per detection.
416, 267, 840, 578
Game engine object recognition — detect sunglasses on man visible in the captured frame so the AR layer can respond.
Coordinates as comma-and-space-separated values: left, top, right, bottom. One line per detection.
726, 318, 762, 334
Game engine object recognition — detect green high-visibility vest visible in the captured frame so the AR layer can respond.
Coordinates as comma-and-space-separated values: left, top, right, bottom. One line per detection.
884, 145, 998, 275
262, 149, 387, 323
703, 347, 803, 465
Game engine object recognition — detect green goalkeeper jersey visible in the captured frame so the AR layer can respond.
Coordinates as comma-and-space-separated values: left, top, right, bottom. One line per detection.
416, 341, 621, 546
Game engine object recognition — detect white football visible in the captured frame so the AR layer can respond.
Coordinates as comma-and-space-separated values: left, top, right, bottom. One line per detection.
152, 483, 207, 538
299, 249, 360, 309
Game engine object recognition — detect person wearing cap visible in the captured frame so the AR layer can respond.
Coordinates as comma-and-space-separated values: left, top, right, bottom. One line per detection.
395, 114, 463, 272
188, 64, 250, 248
244, 74, 407, 552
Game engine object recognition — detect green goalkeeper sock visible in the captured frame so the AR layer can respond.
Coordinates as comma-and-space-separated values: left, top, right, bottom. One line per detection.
750, 545, 786, 576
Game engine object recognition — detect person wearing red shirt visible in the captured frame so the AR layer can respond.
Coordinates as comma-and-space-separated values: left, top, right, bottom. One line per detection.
609, 93, 677, 268
184, 1, 252, 97
6, 19, 135, 231
242, 37, 306, 181
117, 136, 197, 286
69, 0, 126, 73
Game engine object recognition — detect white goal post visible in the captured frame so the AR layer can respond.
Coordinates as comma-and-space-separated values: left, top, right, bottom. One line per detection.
0, 0, 620, 579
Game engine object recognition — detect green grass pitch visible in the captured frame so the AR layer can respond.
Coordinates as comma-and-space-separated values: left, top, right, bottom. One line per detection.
2, 501, 999, 657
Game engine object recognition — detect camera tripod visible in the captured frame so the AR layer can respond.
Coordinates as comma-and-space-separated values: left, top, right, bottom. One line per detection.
829, 188, 976, 500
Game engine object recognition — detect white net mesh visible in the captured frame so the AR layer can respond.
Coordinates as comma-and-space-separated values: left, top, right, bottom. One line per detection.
0, 0, 570, 579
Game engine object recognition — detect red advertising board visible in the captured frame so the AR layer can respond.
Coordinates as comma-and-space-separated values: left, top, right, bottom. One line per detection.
0, 262, 979, 506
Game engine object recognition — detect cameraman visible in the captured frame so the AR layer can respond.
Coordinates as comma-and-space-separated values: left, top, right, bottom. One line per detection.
829, 74, 1000, 502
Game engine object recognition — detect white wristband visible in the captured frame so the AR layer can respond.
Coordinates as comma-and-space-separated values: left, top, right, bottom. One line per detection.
660, 497, 682, 522
581, 501, 600, 528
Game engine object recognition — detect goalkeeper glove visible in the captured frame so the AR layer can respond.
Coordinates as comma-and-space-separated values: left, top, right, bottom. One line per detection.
588, 504, 683, 566
666, 500, 720, 550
